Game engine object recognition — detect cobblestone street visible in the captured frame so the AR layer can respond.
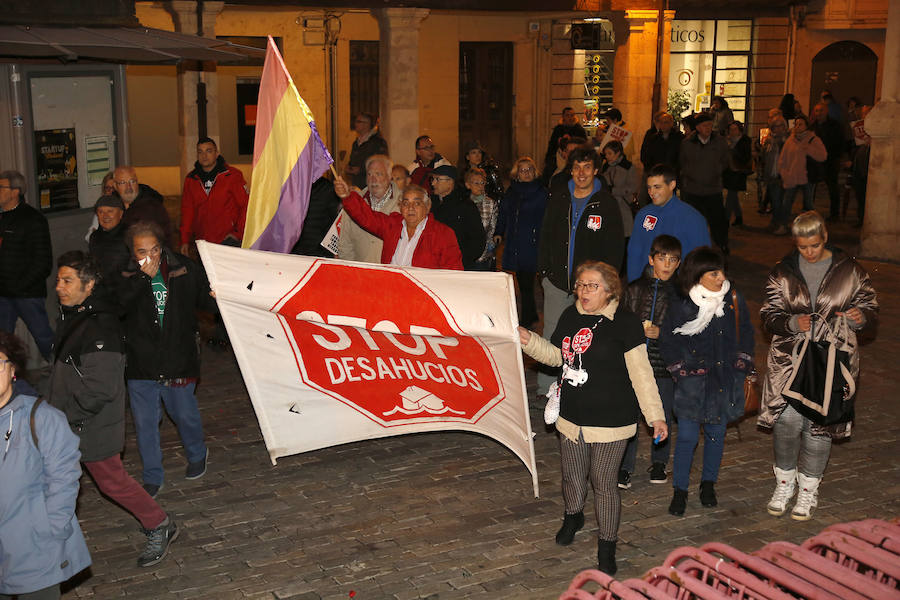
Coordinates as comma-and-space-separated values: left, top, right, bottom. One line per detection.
63, 194, 900, 599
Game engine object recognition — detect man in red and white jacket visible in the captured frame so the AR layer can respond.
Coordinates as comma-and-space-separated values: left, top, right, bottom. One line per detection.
179, 137, 249, 254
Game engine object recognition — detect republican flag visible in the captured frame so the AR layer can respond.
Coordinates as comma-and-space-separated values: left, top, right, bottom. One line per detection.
242, 36, 333, 253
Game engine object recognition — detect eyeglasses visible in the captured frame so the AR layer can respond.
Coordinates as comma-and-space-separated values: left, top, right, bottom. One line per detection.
417, 144, 436, 151
431, 176, 453, 183
0, 359, 12, 369
573, 281, 602, 292
115, 179, 138, 186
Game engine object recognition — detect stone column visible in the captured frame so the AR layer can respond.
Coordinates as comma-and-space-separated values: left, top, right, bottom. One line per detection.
167, 0, 224, 183
611, 10, 673, 161
860, 0, 900, 260
374, 8, 430, 167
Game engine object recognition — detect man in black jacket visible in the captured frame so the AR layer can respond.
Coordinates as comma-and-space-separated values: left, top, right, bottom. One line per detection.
88, 195, 131, 285
810, 102, 846, 221
0, 170, 54, 361
536, 146, 624, 395
542, 107, 588, 184
50, 251, 177, 567
640, 112, 684, 173
118, 220, 216, 498
430, 165, 486, 270
113, 165, 173, 245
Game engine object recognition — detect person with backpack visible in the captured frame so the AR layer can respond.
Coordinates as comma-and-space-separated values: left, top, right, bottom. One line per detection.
0, 330, 91, 599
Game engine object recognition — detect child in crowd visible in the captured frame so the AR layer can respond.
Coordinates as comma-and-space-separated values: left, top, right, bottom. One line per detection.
618, 234, 681, 488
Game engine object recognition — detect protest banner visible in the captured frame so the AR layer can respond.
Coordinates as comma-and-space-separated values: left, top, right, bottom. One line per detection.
197, 241, 539, 496
599, 123, 632, 151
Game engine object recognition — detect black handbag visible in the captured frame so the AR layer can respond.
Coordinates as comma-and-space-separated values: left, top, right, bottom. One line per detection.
781, 314, 856, 425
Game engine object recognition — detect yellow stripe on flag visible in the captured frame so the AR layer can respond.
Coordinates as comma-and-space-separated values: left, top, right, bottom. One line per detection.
242, 88, 314, 249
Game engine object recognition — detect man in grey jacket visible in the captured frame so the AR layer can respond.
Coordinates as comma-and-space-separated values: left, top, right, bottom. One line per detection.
48, 251, 177, 568
678, 113, 729, 253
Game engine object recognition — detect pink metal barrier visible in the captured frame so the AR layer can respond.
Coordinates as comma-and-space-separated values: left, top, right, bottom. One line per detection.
559, 518, 900, 600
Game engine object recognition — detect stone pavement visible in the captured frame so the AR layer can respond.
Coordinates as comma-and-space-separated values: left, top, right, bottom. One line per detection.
61, 190, 899, 599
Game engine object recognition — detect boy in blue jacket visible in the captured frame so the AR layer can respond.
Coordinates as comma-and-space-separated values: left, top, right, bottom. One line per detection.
618, 234, 681, 488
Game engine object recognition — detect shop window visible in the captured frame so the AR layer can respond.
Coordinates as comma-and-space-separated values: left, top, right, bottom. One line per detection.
668, 20, 752, 124
550, 20, 614, 140
349, 41, 379, 125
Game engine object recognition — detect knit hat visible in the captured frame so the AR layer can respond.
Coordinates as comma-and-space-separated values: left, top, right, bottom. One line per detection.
94, 195, 125, 210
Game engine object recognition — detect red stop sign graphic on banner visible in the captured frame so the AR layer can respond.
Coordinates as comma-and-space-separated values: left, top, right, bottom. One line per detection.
272, 261, 505, 426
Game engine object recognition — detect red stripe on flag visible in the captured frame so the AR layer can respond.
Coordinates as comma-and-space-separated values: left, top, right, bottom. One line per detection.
252, 37, 291, 168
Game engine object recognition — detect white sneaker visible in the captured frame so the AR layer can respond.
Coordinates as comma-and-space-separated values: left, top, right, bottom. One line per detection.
766, 466, 796, 516
791, 473, 821, 521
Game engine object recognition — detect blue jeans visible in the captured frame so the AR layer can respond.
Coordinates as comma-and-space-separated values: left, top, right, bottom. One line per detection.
128, 380, 207, 486
778, 185, 814, 225
0, 296, 54, 360
672, 418, 727, 491
621, 377, 675, 473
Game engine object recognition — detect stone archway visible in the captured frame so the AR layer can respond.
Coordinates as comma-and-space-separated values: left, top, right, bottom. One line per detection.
809, 40, 878, 112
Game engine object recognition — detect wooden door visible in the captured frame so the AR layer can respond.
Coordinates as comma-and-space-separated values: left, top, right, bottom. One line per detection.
809, 41, 878, 112
458, 42, 513, 170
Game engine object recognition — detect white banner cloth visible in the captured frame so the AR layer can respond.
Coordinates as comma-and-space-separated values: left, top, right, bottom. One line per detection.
197, 242, 538, 496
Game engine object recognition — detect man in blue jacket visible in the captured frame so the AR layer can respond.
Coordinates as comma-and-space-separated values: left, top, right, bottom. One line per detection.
627, 164, 711, 283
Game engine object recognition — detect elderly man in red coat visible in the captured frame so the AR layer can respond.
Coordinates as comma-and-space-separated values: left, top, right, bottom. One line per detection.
334, 177, 462, 270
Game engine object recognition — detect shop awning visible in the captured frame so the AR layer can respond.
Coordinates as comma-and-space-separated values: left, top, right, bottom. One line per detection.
0, 26, 265, 63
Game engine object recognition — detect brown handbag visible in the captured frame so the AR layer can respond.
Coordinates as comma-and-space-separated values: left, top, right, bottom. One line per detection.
732, 289, 760, 415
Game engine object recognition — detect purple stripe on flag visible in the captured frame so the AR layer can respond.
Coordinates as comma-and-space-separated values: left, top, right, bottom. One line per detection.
251, 121, 333, 253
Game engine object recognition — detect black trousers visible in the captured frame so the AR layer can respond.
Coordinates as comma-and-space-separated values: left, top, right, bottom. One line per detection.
683, 191, 728, 250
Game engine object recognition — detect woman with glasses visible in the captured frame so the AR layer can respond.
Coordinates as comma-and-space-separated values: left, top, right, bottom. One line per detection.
0, 331, 91, 600
493, 157, 549, 326
660, 246, 755, 516
519, 260, 667, 575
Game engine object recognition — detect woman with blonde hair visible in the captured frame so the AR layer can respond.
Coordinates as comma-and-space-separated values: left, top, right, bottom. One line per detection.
759, 211, 877, 520
519, 260, 666, 575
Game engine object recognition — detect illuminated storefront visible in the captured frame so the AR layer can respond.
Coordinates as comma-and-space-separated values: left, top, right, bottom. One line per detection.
668, 20, 752, 123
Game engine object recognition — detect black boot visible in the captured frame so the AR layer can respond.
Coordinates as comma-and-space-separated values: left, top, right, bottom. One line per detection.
596, 539, 617, 576
668, 488, 688, 516
700, 480, 718, 507
555, 511, 584, 546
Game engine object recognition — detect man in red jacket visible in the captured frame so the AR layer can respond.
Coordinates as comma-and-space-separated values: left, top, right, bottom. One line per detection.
179, 137, 249, 254
334, 176, 462, 270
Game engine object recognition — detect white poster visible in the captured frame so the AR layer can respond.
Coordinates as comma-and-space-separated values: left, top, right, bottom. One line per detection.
197, 242, 539, 496
320, 211, 342, 255
599, 123, 633, 151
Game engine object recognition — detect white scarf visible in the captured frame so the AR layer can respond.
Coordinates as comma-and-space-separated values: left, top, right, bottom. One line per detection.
673, 280, 731, 336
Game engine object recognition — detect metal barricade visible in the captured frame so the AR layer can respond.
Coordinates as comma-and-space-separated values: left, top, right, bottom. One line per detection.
559, 519, 900, 600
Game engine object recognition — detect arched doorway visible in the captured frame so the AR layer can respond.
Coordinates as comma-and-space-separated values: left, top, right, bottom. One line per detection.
809, 41, 877, 112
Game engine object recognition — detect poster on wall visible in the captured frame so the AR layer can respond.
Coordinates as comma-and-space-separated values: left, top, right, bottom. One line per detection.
34, 128, 78, 211
85, 135, 111, 186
